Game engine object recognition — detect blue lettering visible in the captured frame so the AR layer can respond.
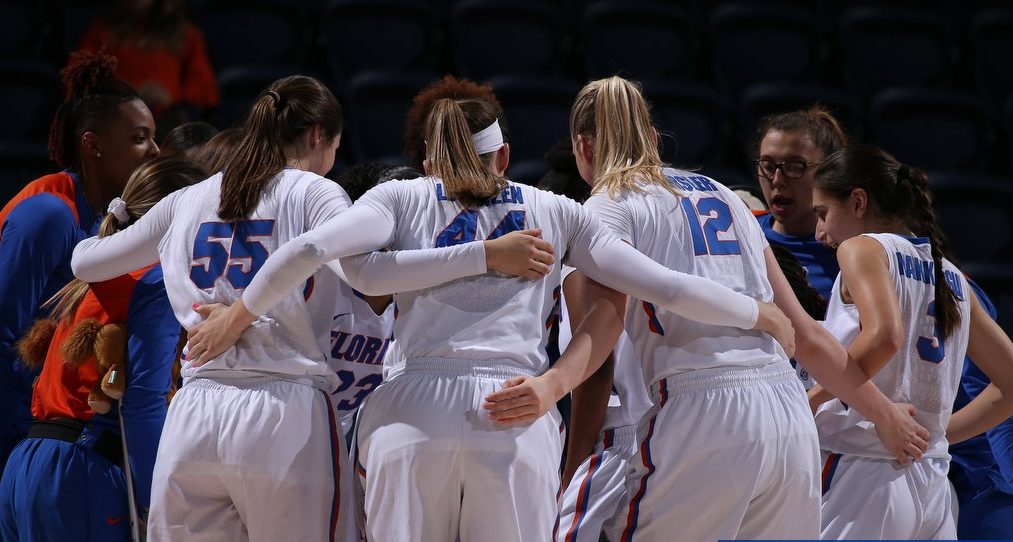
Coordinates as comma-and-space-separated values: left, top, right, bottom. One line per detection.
436, 183, 449, 201
896, 252, 905, 274
343, 335, 365, 362
510, 185, 524, 204
921, 260, 932, 285
330, 331, 349, 358
689, 176, 717, 191
904, 255, 915, 279
359, 337, 383, 364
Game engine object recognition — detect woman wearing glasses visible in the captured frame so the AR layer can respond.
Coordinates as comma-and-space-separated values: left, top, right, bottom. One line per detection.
753, 106, 848, 301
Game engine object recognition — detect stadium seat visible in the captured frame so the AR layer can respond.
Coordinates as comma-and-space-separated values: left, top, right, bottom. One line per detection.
929, 173, 1013, 265
452, 1, 565, 80
738, 83, 860, 142
191, 0, 310, 73
968, 9, 1013, 111
641, 81, 728, 167
507, 159, 550, 186
55, 0, 107, 53
488, 77, 579, 164
0, 1, 48, 62
0, 62, 62, 142
0, 143, 53, 206
962, 262, 1013, 334
581, 2, 700, 81
322, 0, 439, 85
870, 88, 989, 172
344, 72, 434, 162
709, 4, 821, 95
839, 7, 952, 98
214, 66, 300, 129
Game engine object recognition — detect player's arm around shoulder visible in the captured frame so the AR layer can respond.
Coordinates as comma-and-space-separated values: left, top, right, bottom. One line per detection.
948, 286, 1013, 445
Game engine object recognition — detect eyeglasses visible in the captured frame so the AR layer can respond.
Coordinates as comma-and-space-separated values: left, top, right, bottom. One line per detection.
753, 159, 816, 180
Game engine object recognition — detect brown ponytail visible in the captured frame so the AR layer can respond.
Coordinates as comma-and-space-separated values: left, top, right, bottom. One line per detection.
218, 76, 342, 221
424, 98, 506, 207
896, 165, 960, 337
814, 145, 961, 337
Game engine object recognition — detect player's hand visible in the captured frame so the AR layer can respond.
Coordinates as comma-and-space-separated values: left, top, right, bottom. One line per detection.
483, 374, 564, 427
186, 301, 256, 366
484, 229, 555, 280
754, 301, 795, 358
874, 402, 930, 467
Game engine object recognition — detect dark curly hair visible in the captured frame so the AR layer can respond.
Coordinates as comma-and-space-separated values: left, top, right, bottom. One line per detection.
336, 162, 421, 202
403, 76, 509, 171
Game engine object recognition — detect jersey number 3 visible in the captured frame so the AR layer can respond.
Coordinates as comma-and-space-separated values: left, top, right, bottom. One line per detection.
917, 301, 946, 363
190, 220, 275, 289
435, 209, 525, 247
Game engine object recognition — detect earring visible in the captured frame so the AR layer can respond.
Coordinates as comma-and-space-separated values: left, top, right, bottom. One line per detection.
96, 152, 101, 158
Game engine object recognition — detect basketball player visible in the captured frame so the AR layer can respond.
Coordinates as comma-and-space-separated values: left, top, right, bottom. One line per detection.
185, 97, 795, 541
566, 77, 935, 541
68, 76, 555, 541
809, 145, 1013, 539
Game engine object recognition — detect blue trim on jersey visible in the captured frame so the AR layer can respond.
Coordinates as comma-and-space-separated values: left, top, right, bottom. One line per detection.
899, 234, 931, 246
621, 379, 668, 542
565, 450, 604, 542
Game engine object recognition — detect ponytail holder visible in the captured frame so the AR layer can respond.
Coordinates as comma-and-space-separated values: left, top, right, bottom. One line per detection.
266, 90, 282, 107
897, 164, 910, 182
106, 197, 129, 225
471, 119, 504, 155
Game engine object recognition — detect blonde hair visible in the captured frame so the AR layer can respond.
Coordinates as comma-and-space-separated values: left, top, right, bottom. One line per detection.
46, 156, 206, 322
569, 76, 678, 198
424, 98, 507, 207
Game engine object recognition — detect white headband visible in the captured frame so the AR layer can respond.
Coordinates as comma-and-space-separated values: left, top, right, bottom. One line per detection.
471, 119, 504, 155
107, 197, 129, 225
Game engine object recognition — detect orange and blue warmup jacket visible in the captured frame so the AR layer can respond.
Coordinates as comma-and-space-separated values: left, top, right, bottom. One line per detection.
0, 171, 100, 467
32, 264, 179, 511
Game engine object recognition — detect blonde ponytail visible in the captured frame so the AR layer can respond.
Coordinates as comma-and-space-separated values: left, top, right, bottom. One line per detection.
424, 98, 506, 207
570, 77, 677, 198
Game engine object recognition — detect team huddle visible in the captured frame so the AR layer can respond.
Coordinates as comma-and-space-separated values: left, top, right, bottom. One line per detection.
0, 51, 1011, 542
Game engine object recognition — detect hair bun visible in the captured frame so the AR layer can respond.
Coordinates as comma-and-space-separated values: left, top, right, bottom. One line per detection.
896, 164, 910, 182
60, 50, 123, 100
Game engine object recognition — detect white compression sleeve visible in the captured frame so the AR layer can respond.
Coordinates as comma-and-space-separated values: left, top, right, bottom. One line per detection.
71, 196, 172, 282
242, 203, 397, 316
566, 217, 759, 330
328, 243, 486, 296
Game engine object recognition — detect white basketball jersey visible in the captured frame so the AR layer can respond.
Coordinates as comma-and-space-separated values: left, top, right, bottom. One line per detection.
815, 233, 971, 460
584, 169, 784, 388
158, 169, 352, 390
328, 291, 395, 425
357, 177, 590, 375
558, 266, 652, 430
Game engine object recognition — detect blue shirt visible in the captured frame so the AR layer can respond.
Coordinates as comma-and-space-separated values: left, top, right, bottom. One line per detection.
756, 212, 840, 300
949, 280, 1012, 502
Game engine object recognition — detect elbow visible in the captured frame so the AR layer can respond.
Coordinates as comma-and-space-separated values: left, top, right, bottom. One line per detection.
872, 325, 904, 359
